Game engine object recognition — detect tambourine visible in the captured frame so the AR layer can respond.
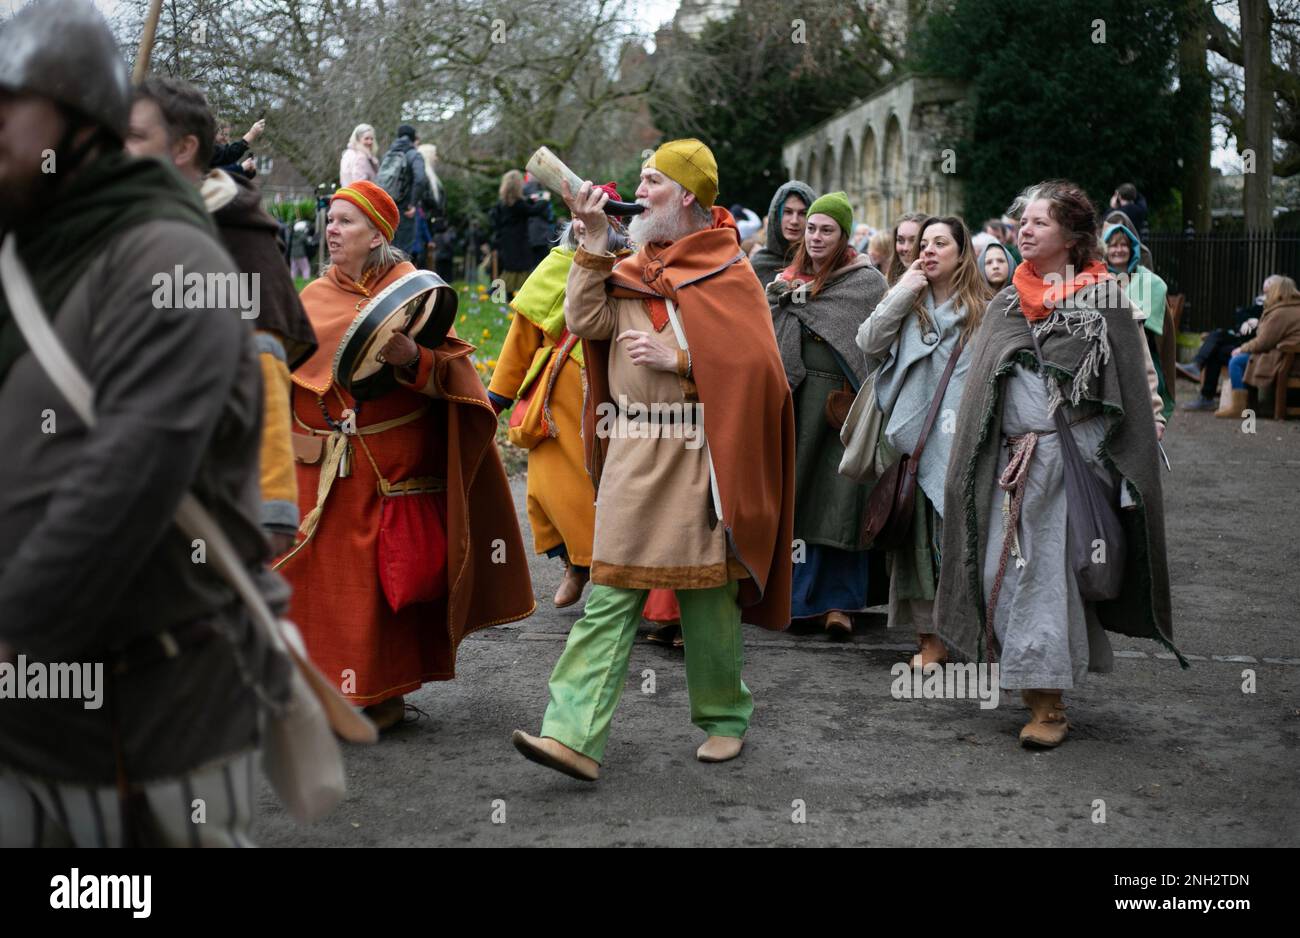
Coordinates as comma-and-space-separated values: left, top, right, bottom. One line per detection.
332, 269, 457, 400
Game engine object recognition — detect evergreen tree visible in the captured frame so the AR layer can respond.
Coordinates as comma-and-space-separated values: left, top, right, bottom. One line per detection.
917, 0, 1192, 227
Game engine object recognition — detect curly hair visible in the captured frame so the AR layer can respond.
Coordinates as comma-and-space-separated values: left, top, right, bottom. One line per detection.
1018, 179, 1101, 271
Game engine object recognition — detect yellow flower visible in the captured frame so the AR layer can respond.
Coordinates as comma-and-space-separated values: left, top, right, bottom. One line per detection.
459, 314, 467, 323
481, 329, 491, 339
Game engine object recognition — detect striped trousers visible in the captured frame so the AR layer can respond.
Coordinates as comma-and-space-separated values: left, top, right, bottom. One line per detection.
0, 751, 257, 847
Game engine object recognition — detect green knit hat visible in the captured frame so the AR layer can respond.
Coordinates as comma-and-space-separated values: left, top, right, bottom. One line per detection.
806, 191, 853, 236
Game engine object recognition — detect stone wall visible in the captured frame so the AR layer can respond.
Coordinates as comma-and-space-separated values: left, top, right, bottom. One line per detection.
781, 75, 973, 230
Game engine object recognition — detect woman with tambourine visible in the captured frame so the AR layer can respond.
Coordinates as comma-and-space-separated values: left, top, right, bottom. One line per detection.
276, 180, 534, 732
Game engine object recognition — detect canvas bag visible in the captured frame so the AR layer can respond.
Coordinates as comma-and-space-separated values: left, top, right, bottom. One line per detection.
1024, 321, 1126, 601
0, 234, 376, 824
838, 366, 887, 482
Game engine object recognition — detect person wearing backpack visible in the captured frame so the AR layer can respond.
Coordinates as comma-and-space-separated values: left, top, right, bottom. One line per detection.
377, 123, 430, 257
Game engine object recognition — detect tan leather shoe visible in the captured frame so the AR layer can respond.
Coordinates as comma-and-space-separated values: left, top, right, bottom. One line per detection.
362, 695, 405, 733
511, 730, 599, 781
909, 632, 948, 670
696, 735, 744, 763
1019, 690, 1069, 748
553, 565, 589, 608
824, 611, 853, 639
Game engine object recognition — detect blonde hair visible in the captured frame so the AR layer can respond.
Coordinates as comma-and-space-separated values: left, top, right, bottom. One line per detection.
418, 143, 443, 204
1264, 275, 1300, 310
912, 216, 993, 344
499, 169, 524, 205
868, 230, 891, 263
348, 123, 377, 158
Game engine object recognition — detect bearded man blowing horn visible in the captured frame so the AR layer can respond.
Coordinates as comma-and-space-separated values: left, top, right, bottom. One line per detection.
513, 139, 795, 781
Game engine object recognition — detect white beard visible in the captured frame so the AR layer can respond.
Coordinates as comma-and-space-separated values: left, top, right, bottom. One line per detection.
628, 202, 695, 247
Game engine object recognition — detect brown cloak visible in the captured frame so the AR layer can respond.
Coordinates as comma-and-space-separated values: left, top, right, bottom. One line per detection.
581, 207, 795, 630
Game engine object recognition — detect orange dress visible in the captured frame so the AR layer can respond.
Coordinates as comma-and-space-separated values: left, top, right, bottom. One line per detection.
282, 382, 452, 705
279, 262, 533, 705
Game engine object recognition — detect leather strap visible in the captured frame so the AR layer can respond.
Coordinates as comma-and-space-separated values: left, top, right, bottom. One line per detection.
909, 337, 965, 468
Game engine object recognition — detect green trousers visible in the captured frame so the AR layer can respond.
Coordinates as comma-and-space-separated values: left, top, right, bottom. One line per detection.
540, 581, 753, 763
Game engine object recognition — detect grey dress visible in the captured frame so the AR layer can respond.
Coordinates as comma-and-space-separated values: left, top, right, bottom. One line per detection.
981, 363, 1116, 689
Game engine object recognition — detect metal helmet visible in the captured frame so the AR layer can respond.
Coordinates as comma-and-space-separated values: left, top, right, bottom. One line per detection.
0, 0, 131, 140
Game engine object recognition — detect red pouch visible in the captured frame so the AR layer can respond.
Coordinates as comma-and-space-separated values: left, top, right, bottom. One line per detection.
377, 480, 448, 613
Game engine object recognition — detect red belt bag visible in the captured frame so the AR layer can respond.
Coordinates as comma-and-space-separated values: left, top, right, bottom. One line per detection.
352, 430, 449, 613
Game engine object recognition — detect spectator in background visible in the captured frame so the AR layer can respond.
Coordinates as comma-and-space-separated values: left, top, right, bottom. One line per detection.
491, 169, 551, 297
435, 225, 458, 283
1215, 275, 1300, 419
339, 123, 378, 187
523, 176, 557, 269
851, 223, 872, 253
884, 212, 926, 286
377, 123, 432, 257
978, 240, 1016, 290
1103, 220, 1173, 425
1180, 275, 1278, 409
866, 229, 891, 269
970, 230, 998, 255
1109, 183, 1148, 237
211, 117, 264, 179
1103, 210, 1152, 268
730, 203, 763, 241
418, 144, 446, 226
410, 144, 445, 271
288, 213, 314, 281
750, 180, 816, 286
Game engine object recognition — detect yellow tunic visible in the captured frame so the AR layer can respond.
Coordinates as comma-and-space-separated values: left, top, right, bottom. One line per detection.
488, 315, 595, 566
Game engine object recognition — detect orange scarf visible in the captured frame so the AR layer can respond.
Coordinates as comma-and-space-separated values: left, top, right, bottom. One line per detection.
1012, 259, 1112, 321
293, 261, 416, 394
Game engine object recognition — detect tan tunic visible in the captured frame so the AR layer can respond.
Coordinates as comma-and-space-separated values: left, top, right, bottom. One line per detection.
566, 248, 745, 589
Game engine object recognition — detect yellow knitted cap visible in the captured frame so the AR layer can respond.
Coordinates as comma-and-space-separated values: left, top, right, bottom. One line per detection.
643, 138, 719, 208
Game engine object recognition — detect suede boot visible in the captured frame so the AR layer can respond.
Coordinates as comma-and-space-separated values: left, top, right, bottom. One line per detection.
1019, 690, 1069, 748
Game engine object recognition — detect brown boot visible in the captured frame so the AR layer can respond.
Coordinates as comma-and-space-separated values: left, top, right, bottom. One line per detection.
696, 735, 744, 763
1215, 388, 1248, 419
362, 695, 405, 733
511, 730, 599, 781
1019, 690, 1069, 748
909, 632, 948, 670
553, 564, 589, 608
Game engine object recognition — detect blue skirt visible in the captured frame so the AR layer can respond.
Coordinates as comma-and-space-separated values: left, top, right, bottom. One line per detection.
790, 543, 873, 620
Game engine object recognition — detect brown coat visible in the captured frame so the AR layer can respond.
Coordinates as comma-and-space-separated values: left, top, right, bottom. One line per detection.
1240, 300, 1300, 388
572, 207, 796, 630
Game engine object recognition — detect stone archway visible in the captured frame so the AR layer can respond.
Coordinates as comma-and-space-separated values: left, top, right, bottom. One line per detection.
882, 113, 904, 225
861, 126, 881, 230
839, 133, 857, 206
820, 141, 835, 196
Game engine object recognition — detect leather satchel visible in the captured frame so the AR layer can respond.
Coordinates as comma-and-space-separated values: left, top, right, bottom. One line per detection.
824, 382, 854, 430
1024, 324, 1126, 601
861, 337, 965, 550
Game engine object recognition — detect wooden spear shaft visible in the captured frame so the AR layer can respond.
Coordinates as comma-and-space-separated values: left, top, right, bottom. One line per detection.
132, 0, 165, 85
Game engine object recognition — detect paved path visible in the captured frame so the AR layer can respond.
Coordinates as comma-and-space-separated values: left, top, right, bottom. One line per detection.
254, 406, 1300, 846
